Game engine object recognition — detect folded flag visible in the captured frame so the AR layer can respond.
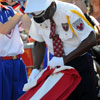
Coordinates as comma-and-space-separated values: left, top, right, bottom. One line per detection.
18, 66, 81, 100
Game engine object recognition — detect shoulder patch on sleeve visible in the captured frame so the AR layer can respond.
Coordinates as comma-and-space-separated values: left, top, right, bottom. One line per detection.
70, 9, 94, 29
72, 18, 84, 31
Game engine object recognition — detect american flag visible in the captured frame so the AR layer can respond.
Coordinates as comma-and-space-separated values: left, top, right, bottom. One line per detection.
18, 66, 81, 100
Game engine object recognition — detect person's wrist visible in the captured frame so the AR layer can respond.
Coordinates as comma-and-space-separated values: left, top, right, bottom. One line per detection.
12, 1, 21, 10
18, 6, 25, 15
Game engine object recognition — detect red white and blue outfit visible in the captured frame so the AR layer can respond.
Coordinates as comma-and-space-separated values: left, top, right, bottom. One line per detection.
0, 4, 27, 100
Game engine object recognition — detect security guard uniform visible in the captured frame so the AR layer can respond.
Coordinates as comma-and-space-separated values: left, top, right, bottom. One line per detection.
29, 1, 98, 100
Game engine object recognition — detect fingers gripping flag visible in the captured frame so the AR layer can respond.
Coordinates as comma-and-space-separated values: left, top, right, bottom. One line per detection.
18, 66, 81, 100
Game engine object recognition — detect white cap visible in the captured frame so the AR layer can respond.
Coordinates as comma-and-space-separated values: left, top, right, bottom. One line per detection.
25, 0, 54, 13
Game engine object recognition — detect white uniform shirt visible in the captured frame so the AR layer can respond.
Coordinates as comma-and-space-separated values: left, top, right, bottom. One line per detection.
0, 6, 24, 56
29, 1, 94, 56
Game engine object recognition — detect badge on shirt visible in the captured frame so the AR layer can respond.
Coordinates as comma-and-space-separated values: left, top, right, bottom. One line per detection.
72, 18, 84, 31
62, 23, 69, 31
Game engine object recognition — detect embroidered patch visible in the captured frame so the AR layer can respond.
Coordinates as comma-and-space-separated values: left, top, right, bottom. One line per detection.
72, 18, 84, 31
62, 23, 69, 31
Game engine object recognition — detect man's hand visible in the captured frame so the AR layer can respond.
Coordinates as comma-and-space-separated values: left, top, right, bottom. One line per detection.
28, 69, 40, 82
48, 57, 64, 68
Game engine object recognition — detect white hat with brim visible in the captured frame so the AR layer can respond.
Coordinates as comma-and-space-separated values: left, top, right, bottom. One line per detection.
25, 0, 54, 13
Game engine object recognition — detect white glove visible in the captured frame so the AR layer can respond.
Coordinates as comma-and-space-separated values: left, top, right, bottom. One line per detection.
48, 57, 64, 68
28, 69, 39, 82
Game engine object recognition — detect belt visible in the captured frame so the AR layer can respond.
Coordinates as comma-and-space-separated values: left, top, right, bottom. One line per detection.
0, 54, 21, 60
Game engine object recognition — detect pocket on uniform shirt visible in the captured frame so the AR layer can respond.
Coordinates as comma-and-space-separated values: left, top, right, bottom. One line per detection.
58, 29, 73, 41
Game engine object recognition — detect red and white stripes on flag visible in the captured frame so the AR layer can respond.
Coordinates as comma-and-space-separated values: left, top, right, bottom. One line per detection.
18, 66, 81, 100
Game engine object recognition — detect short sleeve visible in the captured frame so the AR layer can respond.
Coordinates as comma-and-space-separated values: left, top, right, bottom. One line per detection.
29, 18, 44, 42
0, 6, 14, 23
70, 7, 94, 42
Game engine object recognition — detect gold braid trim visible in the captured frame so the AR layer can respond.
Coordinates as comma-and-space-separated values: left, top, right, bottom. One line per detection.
70, 9, 94, 29
66, 16, 78, 37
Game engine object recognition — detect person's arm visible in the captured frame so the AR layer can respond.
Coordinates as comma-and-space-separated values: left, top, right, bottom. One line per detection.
48, 31, 97, 68
0, 1, 27, 35
21, 14, 32, 34
28, 41, 46, 82
0, 13, 23, 35
33, 41, 46, 69
85, 15, 100, 44
63, 31, 96, 64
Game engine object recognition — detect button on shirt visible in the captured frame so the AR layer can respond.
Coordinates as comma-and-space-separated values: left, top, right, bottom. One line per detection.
29, 1, 94, 56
